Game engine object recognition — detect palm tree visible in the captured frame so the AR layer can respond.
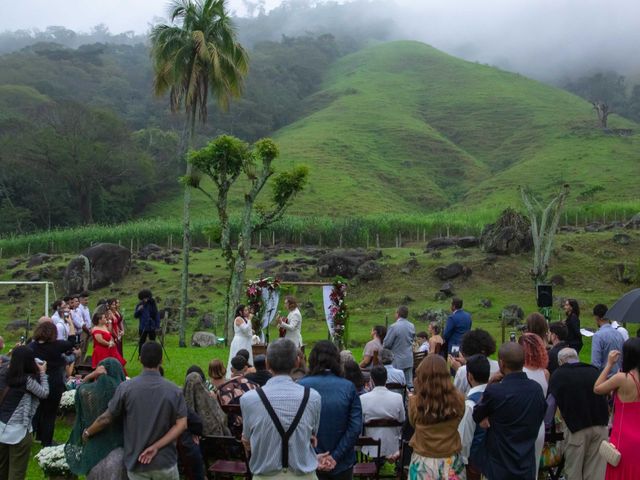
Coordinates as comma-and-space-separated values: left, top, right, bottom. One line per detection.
150, 0, 248, 347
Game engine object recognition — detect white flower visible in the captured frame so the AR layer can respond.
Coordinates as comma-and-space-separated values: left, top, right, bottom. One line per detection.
59, 390, 76, 409
35, 445, 71, 475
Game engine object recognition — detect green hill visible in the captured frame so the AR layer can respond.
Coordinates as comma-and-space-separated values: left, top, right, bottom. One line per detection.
148, 40, 640, 219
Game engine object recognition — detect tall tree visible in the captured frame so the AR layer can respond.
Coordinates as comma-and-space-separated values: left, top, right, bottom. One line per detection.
150, 0, 249, 347
188, 135, 308, 341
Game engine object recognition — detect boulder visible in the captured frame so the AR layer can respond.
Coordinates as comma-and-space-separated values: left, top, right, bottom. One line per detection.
501, 304, 525, 326
415, 308, 449, 325
625, 213, 640, 229
426, 238, 456, 250
27, 253, 52, 268
439, 282, 455, 297
163, 256, 179, 265
356, 260, 383, 282
5, 320, 29, 331
63, 255, 90, 294
613, 233, 631, 245
80, 243, 131, 289
400, 258, 419, 275
480, 298, 492, 308
6, 288, 23, 299
561, 244, 575, 252
258, 259, 282, 270
191, 331, 218, 347
6, 258, 22, 269
316, 249, 382, 278
280, 271, 302, 282
457, 236, 480, 248
480, 209, 532, 255
550, 274, 565, 286
434, 263, 471, 280
138, 243, 163, 260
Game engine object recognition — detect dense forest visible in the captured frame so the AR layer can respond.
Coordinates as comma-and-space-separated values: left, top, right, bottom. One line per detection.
1, 0, 639, 235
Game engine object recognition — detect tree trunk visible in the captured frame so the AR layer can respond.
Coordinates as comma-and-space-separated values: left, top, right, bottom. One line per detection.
178, 110, 195, 348
78, 188, 93, 224
593, 101, 610, 129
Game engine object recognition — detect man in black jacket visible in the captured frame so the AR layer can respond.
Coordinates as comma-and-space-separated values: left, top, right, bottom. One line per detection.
473, 342, 546, 480
547, 348, 608, 480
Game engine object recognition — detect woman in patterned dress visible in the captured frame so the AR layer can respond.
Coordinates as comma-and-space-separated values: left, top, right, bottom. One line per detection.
408, 354, 466, 480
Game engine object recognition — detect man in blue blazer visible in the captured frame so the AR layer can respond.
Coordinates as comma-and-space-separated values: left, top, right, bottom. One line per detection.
472, 342, 546, 480
443, 297, 472, 354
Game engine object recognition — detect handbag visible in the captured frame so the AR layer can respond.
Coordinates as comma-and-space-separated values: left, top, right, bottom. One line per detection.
599, 399, 624, 467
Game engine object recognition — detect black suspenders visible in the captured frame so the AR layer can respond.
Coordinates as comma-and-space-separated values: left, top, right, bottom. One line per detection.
256, 386, 311, 470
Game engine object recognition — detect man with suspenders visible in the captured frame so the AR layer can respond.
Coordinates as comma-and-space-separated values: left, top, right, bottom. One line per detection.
241, 339, 322, 479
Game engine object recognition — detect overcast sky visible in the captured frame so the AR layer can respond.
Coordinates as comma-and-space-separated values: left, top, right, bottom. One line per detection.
3, 0, 639, 80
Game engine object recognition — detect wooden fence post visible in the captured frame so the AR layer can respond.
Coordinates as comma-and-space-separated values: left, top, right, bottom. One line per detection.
376, 233, 380, 249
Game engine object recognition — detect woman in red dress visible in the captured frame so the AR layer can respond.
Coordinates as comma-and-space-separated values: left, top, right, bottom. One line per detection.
594, 339, 640, 479
108, 298, 124, 356
91, 310, 127, 374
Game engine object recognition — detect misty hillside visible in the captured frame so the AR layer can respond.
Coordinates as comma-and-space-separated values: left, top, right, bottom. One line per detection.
148, 41, 640, 218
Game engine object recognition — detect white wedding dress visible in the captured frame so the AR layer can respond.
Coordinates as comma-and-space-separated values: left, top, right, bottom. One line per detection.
226, 318, 254, 378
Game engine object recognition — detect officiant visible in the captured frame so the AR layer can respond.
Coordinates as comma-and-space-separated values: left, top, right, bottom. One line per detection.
277, 296, 303, 347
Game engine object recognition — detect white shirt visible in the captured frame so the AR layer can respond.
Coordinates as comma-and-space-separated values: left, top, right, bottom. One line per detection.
611, 321, 630, 341
51, 312, 69, 341
280, 308, 303, 347
458, 384, 487, 464
360, 386, 406, 457
77, 304, 92, 329
454, 359, 500, 395
384, 365, 406, 385
417, 341, 429, 353
70, 308, 84, 330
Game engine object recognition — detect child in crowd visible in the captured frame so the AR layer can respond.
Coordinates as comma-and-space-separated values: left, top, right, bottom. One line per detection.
416, 331, 430, 352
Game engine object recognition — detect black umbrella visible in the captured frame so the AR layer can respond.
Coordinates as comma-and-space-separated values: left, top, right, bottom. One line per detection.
606, 288, 640, 324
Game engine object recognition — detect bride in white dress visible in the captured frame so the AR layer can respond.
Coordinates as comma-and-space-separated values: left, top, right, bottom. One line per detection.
226, 305, 254, 378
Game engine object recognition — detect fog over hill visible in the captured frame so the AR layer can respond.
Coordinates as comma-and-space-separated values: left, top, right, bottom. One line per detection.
2, 0, 640, 83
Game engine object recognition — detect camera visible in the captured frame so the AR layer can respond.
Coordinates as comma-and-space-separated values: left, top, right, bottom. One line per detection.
510, 332, 517, 342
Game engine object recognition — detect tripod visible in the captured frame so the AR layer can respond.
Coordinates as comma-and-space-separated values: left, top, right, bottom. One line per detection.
130, 311, 171, 362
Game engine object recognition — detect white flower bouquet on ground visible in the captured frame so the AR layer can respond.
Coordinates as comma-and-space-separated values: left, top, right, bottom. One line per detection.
35, 445, 72, 477
58, 390, 76, 414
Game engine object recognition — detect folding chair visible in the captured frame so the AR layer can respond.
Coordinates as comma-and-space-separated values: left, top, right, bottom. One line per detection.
354, 436, 382, 479
201, 435, 251, 480
363, 418, 405, 478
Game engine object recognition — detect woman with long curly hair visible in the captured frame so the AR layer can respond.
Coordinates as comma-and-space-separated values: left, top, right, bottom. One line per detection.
408, 354, 466, 480
519, 333, 549, 478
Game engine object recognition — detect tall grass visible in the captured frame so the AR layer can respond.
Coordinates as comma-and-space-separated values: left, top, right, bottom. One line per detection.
1, 200, 638, 257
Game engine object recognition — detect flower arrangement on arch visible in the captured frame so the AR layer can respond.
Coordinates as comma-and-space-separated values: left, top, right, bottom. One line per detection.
35, 444, 72, 477
246, 277, 281, 332
329, 276, 348, 346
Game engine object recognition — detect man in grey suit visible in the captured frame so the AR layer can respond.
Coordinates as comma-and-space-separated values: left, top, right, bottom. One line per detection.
382, 305, 415, 387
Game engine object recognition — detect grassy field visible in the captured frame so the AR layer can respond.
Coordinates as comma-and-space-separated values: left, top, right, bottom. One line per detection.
7, 227, 636, 478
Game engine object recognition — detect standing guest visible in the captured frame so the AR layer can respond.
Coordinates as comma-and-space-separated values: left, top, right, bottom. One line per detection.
108, 299, 124, 356
592, 303, 625, 374
457, 355, 490, 480
415, 332, 429, 353
428, 322, 444, 355
343, 360, 367, 396
0, 346, 49, 480
183, 371, 229, 437
77, 292, 93, 362
525, 312, 548, 344
519, 333, 549, 478
241, 339, 321, 479
594, 338, 640, 479
360, 366, 405, 459
383, 305, 415, 387
450, 329, 499, 395
91, 312, 127, 373
547, 322, 569, 375
51, 299, 75, 341
134, 289, 160, 353
473, 343, 546, 480
245, 354, 272, 387
611, 320, 629, 341
65, 295, 84, 345
563, 298, 583, 353
277, 296, 303, 348
408, 354, 466, 480
299, 341, 362, 480
217, 356, 258, 438
207, 359, 227, 394
546, 348, 608, 480
360, 325, 386, 369
83, 342, 188, 480
65, 358, 127, 480
380, 349, 406, 386
28, 321, 79, 446
443, 298, 472, 355
226, 305, 254, 379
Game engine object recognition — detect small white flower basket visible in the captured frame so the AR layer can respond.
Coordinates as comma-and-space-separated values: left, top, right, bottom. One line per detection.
58, 390, 76, 414
34, 445, 75, 479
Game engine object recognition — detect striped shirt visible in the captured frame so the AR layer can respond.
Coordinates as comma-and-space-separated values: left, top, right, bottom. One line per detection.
241, 375, 321, 475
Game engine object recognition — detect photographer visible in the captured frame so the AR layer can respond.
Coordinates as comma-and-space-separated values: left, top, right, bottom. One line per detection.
134, 289, 160, 353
